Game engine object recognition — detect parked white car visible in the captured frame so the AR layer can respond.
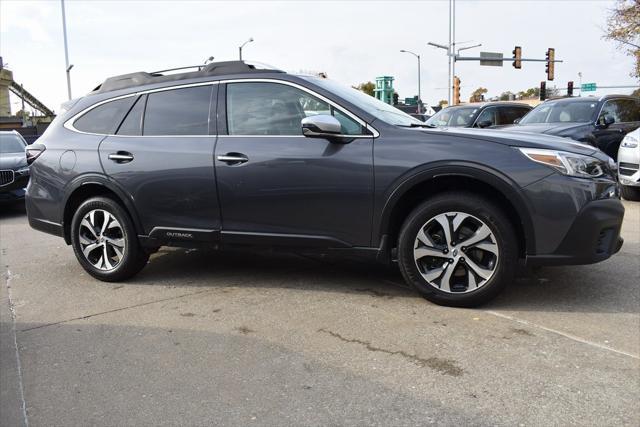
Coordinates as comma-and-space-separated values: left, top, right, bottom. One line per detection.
618, 128, 640, 201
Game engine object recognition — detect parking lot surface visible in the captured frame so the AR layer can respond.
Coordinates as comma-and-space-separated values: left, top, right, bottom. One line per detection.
1, 201, 639, 426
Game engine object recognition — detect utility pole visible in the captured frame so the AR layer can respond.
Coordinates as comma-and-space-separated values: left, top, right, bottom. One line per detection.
61, 0, 72, 100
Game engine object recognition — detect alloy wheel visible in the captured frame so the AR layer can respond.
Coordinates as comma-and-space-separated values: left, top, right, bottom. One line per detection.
413, 211, 499, 293
78, 209, 126, 271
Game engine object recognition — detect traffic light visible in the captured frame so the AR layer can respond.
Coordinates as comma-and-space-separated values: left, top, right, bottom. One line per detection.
545, 48, 555, 81
453, 76, 461, 105
512, 46, 522, 69
540, 81, 547, 101
567, 81, 574, 97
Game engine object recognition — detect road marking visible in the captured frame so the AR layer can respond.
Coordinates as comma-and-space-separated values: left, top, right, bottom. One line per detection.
5, 269, 30, 427
484, 310, 640, 360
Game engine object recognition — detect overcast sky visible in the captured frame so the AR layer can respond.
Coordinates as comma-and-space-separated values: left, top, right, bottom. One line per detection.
1, 0, 637, 113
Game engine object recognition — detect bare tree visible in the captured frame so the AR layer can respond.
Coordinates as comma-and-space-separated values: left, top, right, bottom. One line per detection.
603, 0, 640, 79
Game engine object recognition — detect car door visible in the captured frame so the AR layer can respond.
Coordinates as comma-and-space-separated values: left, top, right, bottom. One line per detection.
98, 83, 221, 242
594, 98, 640, 159
214, 80, 374, 247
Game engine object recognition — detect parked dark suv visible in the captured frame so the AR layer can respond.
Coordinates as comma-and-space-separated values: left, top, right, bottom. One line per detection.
506, 95, 640, 160
1, 130, 30, 203
425, 102, 532, 129
26, 61, 624, 307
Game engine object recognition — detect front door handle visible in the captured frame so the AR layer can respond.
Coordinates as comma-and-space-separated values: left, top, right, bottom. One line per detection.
217, 153, 248, 165
108, 152, 134, 163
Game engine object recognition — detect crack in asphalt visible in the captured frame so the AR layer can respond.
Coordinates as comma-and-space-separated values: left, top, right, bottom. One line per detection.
318, 327, 464, 377
19, 288, 217, 333
4, 268, 30, 427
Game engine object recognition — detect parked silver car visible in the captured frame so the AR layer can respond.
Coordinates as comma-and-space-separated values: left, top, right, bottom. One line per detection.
617, 128, 640, 201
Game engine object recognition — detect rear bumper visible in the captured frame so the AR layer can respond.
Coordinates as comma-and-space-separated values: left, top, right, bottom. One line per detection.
526, 198, 624, 266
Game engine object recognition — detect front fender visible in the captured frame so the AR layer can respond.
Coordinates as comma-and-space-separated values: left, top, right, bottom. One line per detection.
374, 162, 537, 254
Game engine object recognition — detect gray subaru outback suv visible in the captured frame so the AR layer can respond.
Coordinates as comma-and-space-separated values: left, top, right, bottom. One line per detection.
25, 61, 624, 307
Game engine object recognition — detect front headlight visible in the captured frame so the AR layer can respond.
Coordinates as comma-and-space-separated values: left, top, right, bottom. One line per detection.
621, 135, 638, 148
518, 148, 605, 178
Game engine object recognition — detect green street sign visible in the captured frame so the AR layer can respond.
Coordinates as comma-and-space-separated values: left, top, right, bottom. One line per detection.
581, 83, 596, 92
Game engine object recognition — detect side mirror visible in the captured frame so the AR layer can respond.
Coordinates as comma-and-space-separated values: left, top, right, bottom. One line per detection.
477, 120, 493, 128
597, 114, 615, 128
513, 118, 521, 124
301, 115, 342, 138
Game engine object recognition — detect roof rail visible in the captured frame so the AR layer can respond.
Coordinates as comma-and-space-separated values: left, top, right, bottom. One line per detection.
92, 60, 284, 94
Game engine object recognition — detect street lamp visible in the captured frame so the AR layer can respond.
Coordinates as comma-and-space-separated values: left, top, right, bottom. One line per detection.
400, 49, 422, 113
239, 37, 254, 61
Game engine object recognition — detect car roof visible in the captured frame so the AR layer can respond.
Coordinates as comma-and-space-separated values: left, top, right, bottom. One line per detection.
92, 60, 285, 94
543, 95, 638, 105
446, 102, 531, 109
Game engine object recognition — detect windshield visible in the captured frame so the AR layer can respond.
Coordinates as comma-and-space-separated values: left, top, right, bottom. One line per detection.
425, 107, 478, 127
0, 134, 26, 153
520, 101, 597, 124
300, 76, 423, 127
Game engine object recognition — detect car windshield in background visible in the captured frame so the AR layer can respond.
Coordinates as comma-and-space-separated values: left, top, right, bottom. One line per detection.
301, 76, 423, 127
425, 107, 478, 127
0, 134, 26, 153
519, 101, 597, 124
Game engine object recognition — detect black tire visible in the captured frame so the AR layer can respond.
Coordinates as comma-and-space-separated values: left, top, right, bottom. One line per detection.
397, 192, 518, 307
70, 196, 149, 282
621, 185, 640, 202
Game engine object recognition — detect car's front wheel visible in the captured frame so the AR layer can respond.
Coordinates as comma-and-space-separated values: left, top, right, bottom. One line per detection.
70, 196, 148, 282
397, 192, 518, 307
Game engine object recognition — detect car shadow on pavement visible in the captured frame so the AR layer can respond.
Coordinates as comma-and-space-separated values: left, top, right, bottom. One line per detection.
132, 247, 419, 300
128, 246, 638, 314
0, 202, 26, 220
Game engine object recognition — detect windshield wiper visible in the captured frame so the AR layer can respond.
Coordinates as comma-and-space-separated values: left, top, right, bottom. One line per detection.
398, 123, 434, 128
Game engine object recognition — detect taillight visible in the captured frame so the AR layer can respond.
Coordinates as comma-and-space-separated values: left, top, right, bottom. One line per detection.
26, 143, 46, 165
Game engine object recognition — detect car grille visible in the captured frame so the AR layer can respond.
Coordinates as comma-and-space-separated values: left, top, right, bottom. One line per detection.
619, 162, 639, 177
0, 170, 15, 186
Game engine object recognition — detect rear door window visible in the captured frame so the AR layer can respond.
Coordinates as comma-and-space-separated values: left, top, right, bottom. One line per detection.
74, 97, 136, 134
143, 86, 213, 136
499, 107, 530, 125
116, 95, 146, 136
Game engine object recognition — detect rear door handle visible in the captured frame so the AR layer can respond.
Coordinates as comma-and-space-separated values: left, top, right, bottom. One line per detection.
216, 153, 248, 164
108, 152, 134, 163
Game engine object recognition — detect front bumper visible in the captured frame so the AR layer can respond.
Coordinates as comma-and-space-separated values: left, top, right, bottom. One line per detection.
526, 198, 624, 266
618, 146, 640, 187
0, 173, 29, 202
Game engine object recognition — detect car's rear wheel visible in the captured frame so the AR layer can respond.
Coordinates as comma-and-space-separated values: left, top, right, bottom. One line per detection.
397, 192, 518, 307
70, 196, 148, 281
620, 185, 640, 202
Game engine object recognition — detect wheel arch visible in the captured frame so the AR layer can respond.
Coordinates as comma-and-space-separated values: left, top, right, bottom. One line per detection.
62, 174, 143, 244
377, 164, 535, 258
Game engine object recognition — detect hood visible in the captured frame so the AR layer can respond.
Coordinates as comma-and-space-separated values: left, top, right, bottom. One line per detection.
0, 152, 28, 170
417, 126, 598, 157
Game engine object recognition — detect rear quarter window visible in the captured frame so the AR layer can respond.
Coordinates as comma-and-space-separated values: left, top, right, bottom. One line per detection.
73, 97, 136, 134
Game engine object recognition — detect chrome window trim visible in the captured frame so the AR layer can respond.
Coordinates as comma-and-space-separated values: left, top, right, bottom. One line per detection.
63, 78, 379, 138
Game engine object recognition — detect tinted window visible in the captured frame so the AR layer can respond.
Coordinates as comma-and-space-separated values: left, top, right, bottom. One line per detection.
74, 97, 135, 134
143, 86, 212, 136
499, 107, 530, 125
475, 107, 497, 127
0, 134, 26, 153
226, 82, 364, 136
600, 99, 640, 123
117, 95, 145, 136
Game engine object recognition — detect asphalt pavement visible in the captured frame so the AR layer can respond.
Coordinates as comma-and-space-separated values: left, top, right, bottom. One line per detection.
1, 200, 639, 426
